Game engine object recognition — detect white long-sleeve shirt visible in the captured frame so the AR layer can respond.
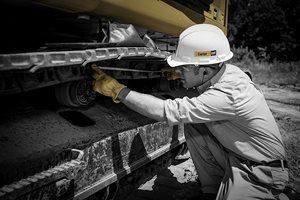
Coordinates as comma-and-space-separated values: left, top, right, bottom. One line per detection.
164, 64, 286, 162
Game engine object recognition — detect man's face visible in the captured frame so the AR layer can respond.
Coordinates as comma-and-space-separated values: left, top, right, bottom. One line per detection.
175, 65, 205, 88
175, 64, 219, 88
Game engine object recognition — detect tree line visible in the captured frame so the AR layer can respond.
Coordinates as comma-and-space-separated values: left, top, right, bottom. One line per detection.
228, 0, 300, 61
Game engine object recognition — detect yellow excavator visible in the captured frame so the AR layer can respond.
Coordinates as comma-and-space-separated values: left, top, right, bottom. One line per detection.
0, 1, 228, 199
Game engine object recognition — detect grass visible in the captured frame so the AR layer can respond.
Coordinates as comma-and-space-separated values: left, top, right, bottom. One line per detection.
230, 46, 300, 87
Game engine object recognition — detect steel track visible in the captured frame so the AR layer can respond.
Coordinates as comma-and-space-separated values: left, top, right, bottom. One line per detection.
0, 47, 170, 72
0, 47, 170, 95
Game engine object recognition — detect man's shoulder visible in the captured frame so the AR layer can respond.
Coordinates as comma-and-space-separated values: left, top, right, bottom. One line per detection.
225, 63, 243, 72
223, 63, 251, 80
212, 63, 253, 95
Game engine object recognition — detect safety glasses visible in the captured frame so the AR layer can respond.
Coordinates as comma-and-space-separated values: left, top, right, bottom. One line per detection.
176, 63, 223, 72
176, 65, 196, 72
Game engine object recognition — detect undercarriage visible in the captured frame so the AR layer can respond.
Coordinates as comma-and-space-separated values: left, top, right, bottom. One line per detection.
0, 0, 228, 199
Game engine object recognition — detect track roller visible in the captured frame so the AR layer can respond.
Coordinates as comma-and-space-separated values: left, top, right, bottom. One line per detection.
55, 80, 96, 107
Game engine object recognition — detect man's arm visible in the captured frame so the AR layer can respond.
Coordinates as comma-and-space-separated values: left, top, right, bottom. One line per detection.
118, 88, 165, 122
118, 87, 236, 126
91, 66, 234, 125
92, 65, 166, 121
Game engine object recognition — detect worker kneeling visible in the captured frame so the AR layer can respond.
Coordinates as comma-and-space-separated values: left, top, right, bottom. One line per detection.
92, 24, 289, 200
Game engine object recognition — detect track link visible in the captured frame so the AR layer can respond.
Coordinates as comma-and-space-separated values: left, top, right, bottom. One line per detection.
0, 47, 170, 95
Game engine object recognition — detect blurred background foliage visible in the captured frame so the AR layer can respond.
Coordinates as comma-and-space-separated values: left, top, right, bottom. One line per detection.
228, 0, 300, 61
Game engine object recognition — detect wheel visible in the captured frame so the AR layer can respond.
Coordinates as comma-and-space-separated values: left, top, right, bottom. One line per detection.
55, 80, 96, 106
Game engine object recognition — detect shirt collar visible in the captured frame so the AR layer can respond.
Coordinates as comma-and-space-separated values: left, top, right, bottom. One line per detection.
210, 63, 226, 86
196, 64, 226, 93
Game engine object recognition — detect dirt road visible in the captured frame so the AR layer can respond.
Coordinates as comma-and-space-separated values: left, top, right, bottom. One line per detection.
260, 84, 300, 186
125, 84, 300, 200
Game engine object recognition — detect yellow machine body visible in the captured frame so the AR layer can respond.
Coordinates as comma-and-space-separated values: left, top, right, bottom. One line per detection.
34, 0, 228, 36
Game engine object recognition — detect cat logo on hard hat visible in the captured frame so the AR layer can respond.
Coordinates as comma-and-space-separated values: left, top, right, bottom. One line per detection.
194, 50, 217, 57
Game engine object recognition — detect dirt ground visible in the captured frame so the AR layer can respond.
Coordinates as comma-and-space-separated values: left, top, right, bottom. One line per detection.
126, 84, 300, 200
260, 84, 300, 184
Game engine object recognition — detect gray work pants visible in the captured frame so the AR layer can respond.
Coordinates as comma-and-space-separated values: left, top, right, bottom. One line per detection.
184, 124, 289, 200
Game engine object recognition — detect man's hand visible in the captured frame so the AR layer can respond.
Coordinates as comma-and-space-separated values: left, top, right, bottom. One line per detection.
91, 64, 126, 103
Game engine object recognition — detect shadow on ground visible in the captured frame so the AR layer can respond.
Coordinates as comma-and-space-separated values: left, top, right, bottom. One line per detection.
125, 158, 202, 200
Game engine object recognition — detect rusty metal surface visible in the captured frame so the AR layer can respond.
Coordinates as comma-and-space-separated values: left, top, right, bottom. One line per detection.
0, 87, 198, 199
74, 122, 185, 200
0, 150, 84, 200
0, 98, 153, 186
0, 119, 184, 199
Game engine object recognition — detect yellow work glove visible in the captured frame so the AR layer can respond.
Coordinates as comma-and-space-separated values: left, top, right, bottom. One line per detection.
91, 64, 126, 103
161, 66, 181, 80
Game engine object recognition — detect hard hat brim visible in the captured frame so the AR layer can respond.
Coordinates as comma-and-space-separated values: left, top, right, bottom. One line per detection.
167, 52, 233, 67
167, 55, 184, 67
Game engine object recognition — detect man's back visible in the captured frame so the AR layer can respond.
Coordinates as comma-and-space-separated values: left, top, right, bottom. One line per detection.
164, 64, 285, 162
206, 64, 286, 162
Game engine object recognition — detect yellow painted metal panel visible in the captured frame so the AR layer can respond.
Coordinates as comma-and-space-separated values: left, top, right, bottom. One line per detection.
93, 0, 206, 36
34, 0, 228, 36
34, 0, 100, 12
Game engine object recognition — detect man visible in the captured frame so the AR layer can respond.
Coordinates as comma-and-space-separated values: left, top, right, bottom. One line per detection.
92, 24, 289, 200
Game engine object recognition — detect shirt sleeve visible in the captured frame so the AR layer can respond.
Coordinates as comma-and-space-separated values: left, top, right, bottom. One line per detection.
163, 89, 236, 126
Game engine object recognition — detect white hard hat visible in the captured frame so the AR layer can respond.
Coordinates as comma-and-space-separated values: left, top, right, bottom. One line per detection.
167, 24, 233, 67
